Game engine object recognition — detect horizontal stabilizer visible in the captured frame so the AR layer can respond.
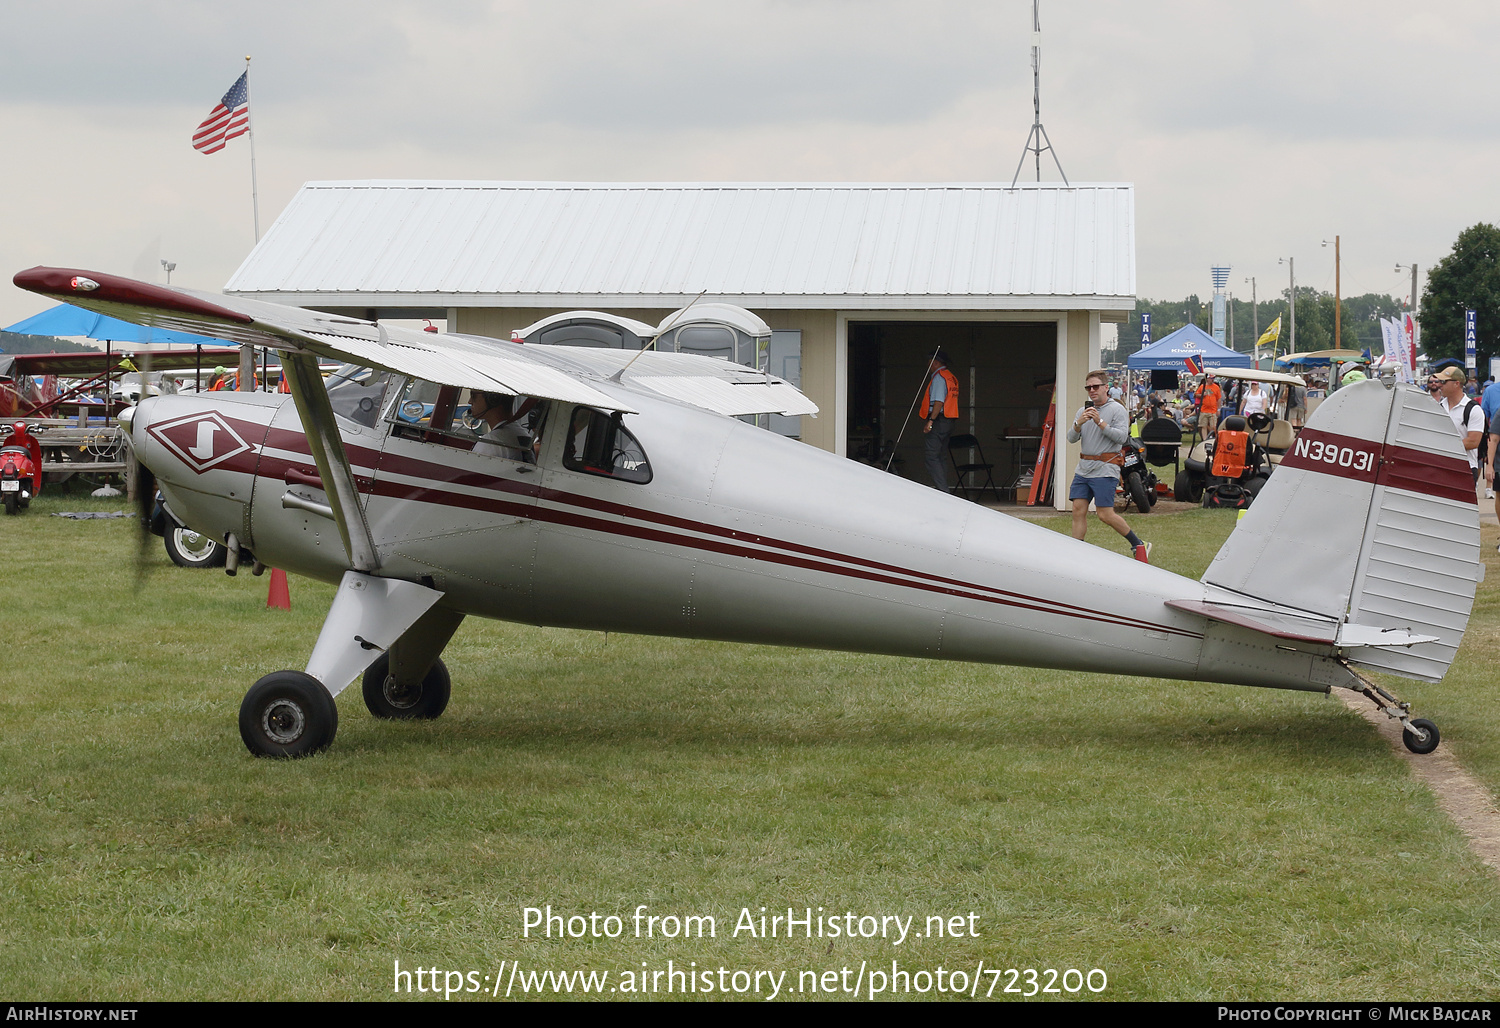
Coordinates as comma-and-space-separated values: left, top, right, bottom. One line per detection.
1333, 625, 1441, 649
1166, 599, 1439, 651
1164, 599, 1338, 645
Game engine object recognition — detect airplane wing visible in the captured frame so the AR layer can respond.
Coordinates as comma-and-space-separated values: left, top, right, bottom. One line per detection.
12, 267, 635, 413
525, 346, 819, 418
0, 348, 243, 378
14, 267, 819, 420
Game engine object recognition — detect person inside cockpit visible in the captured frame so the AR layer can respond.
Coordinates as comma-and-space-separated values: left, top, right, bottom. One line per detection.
469, 391, 538, 462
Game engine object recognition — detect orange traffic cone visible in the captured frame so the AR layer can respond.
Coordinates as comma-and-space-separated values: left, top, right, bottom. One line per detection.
266, 568, 291, 610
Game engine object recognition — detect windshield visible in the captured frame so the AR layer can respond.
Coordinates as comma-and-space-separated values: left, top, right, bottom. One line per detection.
325, 364, 396, 428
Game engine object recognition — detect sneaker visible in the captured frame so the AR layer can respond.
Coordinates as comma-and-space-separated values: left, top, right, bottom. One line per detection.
1134, 542, 1152, 564
1487, 488, 1494, 499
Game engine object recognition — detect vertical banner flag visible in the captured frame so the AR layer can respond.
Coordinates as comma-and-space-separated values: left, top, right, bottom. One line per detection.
1465, 309, 1478, 376
1405, 314, 1419, 381
1212, 294, 1226, 344
192, 72, 250, 154
1140, 312, 1152, 346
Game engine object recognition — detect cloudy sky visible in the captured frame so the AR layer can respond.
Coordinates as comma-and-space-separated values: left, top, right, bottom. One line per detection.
2, 0, 1496, 330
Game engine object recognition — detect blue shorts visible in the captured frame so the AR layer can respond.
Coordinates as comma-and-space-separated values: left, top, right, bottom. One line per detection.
1069, 474, 1118, 507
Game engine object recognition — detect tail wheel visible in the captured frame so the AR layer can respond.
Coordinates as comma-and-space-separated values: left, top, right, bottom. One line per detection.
239, 671, 339, 758
362, 654, 451, 720
1403, 718, 1440, 755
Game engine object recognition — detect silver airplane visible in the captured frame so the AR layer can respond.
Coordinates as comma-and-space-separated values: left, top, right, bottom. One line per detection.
14, 267, 1482, 758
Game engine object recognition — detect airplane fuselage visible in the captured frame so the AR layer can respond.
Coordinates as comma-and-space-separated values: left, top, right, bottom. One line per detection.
133, 383, 1348, 696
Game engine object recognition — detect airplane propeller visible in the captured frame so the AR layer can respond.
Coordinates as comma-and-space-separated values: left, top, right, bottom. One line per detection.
116, 404, 157, 589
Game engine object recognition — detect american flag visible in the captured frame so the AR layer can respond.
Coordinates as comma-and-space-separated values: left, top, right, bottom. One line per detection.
192, 72, 250, 154
1183, 354, 1204, 375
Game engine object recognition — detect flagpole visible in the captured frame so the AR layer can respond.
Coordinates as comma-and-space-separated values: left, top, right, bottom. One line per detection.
240, 56, 260, 393
244, 55, 260, 242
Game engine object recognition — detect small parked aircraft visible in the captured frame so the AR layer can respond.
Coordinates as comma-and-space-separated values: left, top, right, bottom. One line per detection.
14, 267, 1482, 758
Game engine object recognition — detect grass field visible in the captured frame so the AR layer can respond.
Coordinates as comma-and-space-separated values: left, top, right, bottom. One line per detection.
2, 484, 1499, 1001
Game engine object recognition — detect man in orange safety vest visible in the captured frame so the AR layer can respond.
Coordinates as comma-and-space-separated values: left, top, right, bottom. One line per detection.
921, 349, 960, 490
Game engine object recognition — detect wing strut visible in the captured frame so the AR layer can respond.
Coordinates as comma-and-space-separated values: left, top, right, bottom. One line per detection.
281, 351, 380, 573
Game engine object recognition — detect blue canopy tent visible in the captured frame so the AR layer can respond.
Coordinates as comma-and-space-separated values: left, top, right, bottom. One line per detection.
3, 303, 238, 347
3, 304, 249, 425
1126, 324, 1252, 370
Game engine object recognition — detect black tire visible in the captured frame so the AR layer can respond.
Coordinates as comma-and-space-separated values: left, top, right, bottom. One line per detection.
239, 671, 339, 758
1403, 718, 1440, 755
362, 654, 451, 720
1126, 471, 1152, 514
3, 491, 16, 516
164, 526, 228, 568
1173, 473, 1191, 502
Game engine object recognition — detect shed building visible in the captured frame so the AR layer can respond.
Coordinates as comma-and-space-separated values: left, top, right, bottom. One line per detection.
225, 180, 1136, 509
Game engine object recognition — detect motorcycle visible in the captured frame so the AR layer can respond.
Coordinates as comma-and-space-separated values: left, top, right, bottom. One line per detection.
0, 422, 42, 515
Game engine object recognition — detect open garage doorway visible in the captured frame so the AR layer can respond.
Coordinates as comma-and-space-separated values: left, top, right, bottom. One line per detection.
846, 321, 1058, 499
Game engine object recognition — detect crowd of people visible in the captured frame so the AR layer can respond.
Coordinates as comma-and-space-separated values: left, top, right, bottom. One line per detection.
1120, 371, 1312, 436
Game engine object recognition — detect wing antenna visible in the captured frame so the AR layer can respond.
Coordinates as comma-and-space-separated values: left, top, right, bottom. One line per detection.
609, 290, 708, 383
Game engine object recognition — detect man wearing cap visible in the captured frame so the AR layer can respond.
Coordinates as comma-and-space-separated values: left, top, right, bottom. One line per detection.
920, 349, 959, 491
1431, 366, 1485, 488
1067, 369, 1150, 563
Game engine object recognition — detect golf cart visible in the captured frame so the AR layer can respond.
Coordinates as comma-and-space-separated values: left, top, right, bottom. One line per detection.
1175, 366, 1307, 508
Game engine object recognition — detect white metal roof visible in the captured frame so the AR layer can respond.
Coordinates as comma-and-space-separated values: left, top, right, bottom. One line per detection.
226, 181, 1136, 311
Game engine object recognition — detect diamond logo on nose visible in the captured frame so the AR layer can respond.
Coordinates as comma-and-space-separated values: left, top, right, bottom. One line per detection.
147, 411, 251, 473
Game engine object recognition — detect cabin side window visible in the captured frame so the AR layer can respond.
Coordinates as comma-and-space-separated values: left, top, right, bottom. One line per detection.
562, 407, 652, 483
386, 378, 547, 462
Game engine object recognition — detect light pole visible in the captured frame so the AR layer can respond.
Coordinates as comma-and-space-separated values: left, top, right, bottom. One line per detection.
160, 259, 176, 285
1322, 237, 1341, 349
1278, 257, 1296, 355
1395, 263, 1420, 318
1244, 276, 1258, 357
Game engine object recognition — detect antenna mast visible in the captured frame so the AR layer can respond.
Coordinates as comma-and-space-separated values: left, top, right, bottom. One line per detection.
1010, 0, 1068, 187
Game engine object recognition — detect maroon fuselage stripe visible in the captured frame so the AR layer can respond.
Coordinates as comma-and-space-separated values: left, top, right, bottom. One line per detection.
197, 416, 1203, 640
1282, 427, 1473, 504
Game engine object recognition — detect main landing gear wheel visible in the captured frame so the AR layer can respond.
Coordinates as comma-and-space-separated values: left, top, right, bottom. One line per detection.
164, 526, 228, 568
362, 654, 451, 720
1403, 718, 1440, 755
239, 671, 339, 758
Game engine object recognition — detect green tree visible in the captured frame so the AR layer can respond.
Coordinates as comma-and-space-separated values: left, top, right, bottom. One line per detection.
1341, 293, 1405, 353
0, 331, 96, 355
1419, 222, 1500, 367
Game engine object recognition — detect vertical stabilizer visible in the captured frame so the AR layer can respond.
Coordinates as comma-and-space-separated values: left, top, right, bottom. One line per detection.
1203, 379, 1479, 682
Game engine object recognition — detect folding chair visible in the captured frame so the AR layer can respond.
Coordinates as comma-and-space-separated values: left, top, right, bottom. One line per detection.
948, 434, 1002, 502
